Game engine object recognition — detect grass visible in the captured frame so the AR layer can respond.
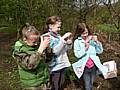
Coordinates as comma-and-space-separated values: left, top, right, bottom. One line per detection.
0, 24, 17, 33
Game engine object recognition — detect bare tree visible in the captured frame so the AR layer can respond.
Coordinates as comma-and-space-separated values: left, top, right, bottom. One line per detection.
103, 0, 120, 30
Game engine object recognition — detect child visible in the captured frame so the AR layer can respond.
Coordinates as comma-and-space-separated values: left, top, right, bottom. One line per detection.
72, 23, 108, 90
12, 24, 50, 90
44, 16, 72, 90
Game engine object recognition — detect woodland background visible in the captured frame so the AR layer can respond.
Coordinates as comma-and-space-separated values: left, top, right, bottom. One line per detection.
0, 0, 120, 90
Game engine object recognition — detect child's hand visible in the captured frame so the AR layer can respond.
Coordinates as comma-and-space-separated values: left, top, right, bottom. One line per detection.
43, 35, 50, 45
86, 35, 93, 42
92, 35, 99, 43
62, 32, 72, 40
66, 39, 72, 45
41, 36, 50, 48
38, 36, 50, 53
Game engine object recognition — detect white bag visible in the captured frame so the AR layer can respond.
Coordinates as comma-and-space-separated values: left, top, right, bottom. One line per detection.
103, 60, 117, 79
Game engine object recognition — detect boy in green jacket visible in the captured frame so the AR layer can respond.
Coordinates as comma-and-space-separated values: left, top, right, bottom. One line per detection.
12, 24, 50, 90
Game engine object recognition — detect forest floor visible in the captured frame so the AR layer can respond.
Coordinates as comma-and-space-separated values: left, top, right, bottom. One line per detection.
0, 32, 120, 90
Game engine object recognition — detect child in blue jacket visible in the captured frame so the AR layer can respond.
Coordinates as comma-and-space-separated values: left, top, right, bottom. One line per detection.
72, 23, 108, 90
44, 16, 72, 90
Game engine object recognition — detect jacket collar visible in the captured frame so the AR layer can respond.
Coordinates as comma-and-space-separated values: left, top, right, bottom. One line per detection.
49, 30, 60, 38
78, 36, 82, 40
77, 36, 85, 43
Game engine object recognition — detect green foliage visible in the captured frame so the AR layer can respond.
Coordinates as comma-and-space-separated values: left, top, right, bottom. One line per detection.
0, 24, 17, 32
64, 50, 78, 81
96, 24, 119, 32
0, 0, 17, 24
0, 0, 120, 89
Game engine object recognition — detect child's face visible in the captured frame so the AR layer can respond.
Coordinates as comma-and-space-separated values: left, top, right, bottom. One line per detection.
50, 21, 61, 33
25, 34, 39, 46
81, 28, 88, 37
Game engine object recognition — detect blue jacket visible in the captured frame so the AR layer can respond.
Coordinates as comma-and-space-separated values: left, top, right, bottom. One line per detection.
72, 36, 108, 78
44, 32, 71, 73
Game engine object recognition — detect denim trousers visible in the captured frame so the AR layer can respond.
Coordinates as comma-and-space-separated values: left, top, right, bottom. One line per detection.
83, 66, 97, 90
50, 68, 65, 90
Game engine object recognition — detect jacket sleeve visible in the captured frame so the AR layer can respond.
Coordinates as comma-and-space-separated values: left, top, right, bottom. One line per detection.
74, 39, 87, 59
51, 38, 66, 55
13, 51, 45, 70
94, 41, 103, 54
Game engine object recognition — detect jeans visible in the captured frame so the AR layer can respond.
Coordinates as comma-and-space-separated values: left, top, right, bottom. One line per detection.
50, 68, 65, 90
83, 66, 97, 90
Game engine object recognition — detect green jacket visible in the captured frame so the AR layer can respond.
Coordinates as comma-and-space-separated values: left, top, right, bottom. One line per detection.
12, 40, 49, 88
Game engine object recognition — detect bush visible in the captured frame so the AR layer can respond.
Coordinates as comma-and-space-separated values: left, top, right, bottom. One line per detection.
96, 24, 119, 32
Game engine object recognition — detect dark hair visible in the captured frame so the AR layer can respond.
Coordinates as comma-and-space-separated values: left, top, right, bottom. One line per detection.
17, 23, 40, 40
73, 23, 92, 41
43, 16, 61, 33
46, 16, 61, 25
